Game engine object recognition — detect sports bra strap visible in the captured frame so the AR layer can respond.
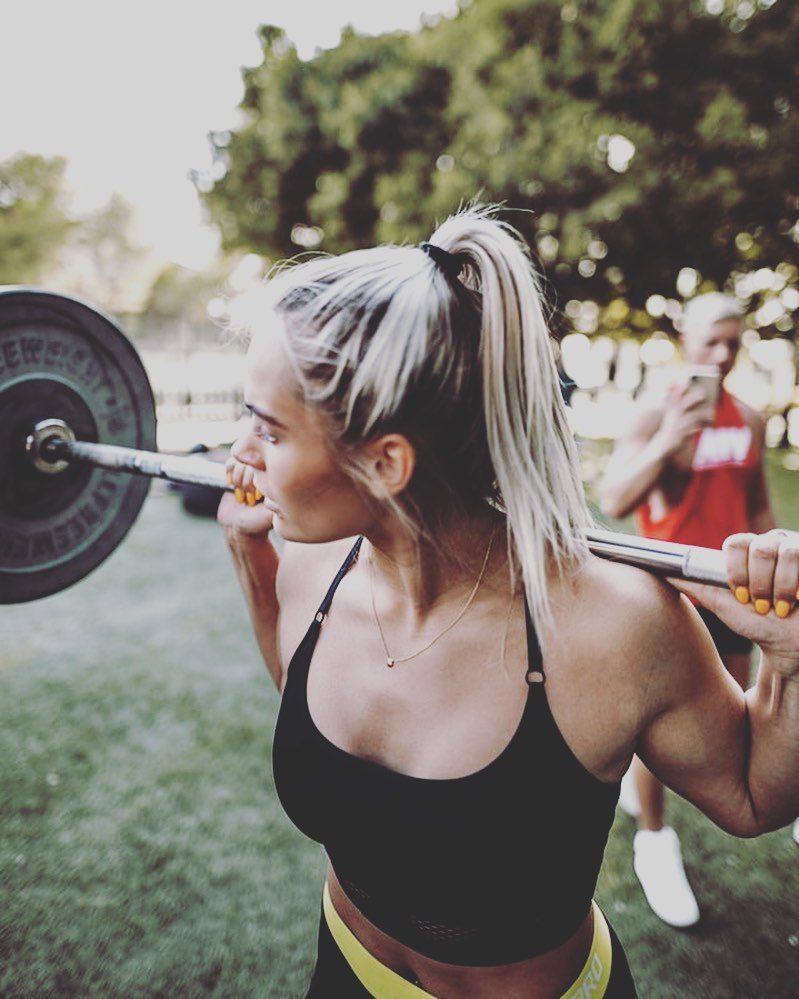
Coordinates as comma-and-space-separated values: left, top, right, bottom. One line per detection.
312, 536, 545, 685
524, 598, 546, 685
314, 536, 363, 623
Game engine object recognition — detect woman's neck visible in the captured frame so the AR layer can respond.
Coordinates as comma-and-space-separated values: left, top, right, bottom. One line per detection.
365, 509, 506, 617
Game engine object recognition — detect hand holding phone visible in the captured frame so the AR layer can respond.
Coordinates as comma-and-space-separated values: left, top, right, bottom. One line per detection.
659, 365, 721, 458
685, 364, 721, 412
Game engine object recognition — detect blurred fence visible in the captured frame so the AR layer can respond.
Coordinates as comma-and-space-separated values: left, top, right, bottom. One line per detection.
140, 348, 247, 452
151, 389, 246, 453
153, 388, 244, 424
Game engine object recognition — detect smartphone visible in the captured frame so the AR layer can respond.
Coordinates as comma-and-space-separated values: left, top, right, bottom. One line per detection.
685, 364, 720, 411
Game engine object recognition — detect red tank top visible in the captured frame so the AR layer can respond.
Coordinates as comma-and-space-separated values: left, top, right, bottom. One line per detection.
636, 389, 761, 549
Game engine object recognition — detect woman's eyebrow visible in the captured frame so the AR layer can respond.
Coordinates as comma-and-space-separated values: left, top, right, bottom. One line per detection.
244, 402, 289, 430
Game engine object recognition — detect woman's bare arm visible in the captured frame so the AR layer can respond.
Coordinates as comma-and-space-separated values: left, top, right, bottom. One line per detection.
217, 491, 284, 691
635, 531, 799, 836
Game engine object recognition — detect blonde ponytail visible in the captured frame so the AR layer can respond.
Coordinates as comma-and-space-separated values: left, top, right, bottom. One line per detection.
254, 204, 592, 635
430, 206, 593, 634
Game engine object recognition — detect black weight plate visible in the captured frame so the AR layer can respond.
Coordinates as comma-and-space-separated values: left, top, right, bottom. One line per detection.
0, 288, 157, 603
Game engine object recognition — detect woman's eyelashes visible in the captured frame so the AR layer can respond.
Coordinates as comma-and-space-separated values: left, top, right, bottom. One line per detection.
254, 422, 278, 444
242, 406, 277, 444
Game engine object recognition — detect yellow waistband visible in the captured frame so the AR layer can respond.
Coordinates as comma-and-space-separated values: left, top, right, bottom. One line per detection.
322, 883, 613, 999
560, 901, 612, 999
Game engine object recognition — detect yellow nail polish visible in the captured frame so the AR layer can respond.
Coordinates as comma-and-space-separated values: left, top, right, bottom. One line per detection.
254, 489, 263, 502
234, 487, 244, 504
246, 491, 256, 507
754, 598, 770, 615
775, 600, 791, 619
734, 586, 750, 604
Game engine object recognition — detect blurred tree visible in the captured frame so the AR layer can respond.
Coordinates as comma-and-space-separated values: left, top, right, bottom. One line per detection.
200, 24, 455, 258
0, 153, 76, 285
63, 194, 148, 312
199, 0, 799, 336
134, 262, 225, 345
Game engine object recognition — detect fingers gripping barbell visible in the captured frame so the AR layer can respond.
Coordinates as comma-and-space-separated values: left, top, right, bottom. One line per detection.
0, 287, 729, 605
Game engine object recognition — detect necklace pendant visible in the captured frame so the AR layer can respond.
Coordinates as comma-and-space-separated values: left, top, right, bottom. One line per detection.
368, 528, 495, 674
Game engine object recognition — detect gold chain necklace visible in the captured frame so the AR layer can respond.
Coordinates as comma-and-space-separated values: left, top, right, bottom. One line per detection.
367, 530, 495, 668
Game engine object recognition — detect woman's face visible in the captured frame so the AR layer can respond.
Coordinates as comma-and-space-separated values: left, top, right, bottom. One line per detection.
231, 319, 375, 543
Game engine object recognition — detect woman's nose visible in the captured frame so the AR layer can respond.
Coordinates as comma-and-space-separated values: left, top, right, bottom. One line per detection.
231, 431, 264, 467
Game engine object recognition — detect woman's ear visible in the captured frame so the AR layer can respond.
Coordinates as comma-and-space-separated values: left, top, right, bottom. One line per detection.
363, 434, 416, 498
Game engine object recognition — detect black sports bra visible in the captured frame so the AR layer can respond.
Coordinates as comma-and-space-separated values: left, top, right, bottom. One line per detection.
272, 538, 620, 966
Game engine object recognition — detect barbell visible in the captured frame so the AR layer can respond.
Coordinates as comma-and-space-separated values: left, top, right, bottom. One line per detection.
0, 286, 729, 605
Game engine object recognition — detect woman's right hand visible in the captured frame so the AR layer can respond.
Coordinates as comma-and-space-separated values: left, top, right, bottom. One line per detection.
217, 456, 274, 537
670, 529, 799, 675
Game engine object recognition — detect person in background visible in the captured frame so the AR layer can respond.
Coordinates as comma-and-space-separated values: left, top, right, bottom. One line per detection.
597, 292, 792, 929
218, 210, 799, 997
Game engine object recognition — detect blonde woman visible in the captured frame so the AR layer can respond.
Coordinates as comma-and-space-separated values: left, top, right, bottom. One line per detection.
218, 206, 799, 998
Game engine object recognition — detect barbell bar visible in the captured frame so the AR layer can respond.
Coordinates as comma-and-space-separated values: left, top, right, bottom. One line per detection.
583, 529, 727, 586
0, 286, 730, 605
26, 420, 731, 585
27, 418, 233, 491
23, 421, 730, 588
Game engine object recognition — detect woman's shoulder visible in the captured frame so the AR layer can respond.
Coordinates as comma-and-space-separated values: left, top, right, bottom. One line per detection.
537, 553, 699, 778
556, 552, 698, 680
579, 549, 681, 611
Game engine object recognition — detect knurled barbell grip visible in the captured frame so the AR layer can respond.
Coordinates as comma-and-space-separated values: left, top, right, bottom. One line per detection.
43, 436, 233, 492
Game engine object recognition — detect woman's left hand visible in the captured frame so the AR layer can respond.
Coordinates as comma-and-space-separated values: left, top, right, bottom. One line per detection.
669, 529, 799, 675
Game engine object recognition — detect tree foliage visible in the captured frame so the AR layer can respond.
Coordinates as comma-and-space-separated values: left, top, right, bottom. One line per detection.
0, 153, 76, 285
0, 158, 151, 317
199, 0, 799, 336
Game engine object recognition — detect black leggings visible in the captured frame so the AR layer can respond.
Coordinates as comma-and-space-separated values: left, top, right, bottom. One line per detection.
304, 906, 638, 998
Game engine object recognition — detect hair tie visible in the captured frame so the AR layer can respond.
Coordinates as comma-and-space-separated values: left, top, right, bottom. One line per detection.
419, 241, 468, 280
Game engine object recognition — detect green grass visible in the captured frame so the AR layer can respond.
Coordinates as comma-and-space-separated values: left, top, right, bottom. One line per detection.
1, 486, 324, 998
2, 455, 798, 998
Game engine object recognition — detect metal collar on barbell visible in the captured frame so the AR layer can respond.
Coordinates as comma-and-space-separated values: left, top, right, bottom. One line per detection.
25, 418, 77, 474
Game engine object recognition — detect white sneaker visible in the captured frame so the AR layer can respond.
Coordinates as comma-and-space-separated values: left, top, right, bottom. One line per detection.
617, 768, 641, 818
792, 818, 799, 845
633, 826, 700, 928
